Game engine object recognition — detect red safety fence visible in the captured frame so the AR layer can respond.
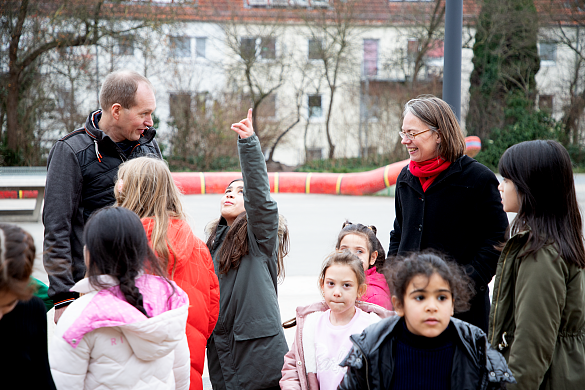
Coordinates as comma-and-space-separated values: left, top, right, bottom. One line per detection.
2, 137, 480, 198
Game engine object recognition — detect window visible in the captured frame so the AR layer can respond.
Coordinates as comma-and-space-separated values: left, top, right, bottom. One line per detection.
540, 42, 557, 64
308, 94, 322, 118
258, 94, 276, 118
116, 35, 134, 56
407, 38, 419, 60
260, 37, 276, 59
196, 38, 206, 58
169, 36, 191, 58
363, 39, 379, 77
306, 147, 323, 161
308, 39, 323, 60
56, 88, 72, 109
244, 0, 330, 7
241, 37, 257, 60
539, 95, 554, 113
246, 0, 269, 5
169, 93, 192, 120
425, 39, 444, 66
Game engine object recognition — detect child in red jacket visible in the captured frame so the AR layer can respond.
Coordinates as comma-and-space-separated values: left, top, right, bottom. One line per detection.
336, 221, 392, 310
116, 157, 220, 390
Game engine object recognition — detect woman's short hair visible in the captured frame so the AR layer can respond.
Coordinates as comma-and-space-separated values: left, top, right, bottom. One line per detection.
404, 95, 466, 162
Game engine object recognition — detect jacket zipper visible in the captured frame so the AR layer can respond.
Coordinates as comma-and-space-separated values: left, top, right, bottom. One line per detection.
352, 341, 370, 390
490, 244, 513, 345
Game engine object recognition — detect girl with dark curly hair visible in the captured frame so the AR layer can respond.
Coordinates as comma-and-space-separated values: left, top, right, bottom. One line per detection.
339, 251, 515, 390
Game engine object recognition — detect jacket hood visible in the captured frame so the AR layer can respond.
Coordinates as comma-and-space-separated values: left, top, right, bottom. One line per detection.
64, 274, 188, 361
365, 267, 388, 290
84, 109, 157, 145
142, 218, 195, 265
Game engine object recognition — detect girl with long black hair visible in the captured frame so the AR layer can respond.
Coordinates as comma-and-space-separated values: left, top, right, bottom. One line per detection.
49, 207, 190, 390
489, 140, 585, 389
205, 109, 290, 390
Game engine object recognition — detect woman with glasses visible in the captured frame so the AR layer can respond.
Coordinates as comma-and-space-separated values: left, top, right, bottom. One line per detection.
388, 95, 508, 333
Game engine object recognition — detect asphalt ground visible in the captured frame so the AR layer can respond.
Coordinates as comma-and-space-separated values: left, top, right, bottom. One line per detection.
4, 174, 585, 387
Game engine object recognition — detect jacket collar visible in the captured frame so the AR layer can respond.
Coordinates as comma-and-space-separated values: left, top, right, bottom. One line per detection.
71, 272, 145, 294
402, 155, 472, 194
353, 316, 484, 365
84, 109, 157, 146
294, 301, 393, 319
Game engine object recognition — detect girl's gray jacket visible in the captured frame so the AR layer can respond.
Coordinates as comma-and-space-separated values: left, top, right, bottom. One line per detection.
206, 134, 288, 390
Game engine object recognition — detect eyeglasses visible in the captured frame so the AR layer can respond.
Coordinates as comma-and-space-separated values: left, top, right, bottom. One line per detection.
398, 128, 432, 140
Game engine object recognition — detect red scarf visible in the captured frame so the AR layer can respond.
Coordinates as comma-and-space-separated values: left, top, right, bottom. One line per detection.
409, 158, 451, 192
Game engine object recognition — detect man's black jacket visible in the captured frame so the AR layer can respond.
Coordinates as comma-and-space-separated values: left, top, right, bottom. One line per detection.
43, 109, 161, 308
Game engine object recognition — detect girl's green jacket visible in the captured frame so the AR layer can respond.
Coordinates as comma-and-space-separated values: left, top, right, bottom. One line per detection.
489, 230, 585, 390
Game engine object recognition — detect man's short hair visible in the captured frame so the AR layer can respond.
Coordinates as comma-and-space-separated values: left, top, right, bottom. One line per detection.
99, 70, 153, 110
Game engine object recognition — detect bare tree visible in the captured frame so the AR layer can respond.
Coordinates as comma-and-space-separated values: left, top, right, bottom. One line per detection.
303, 0, 361, 159
540, 2, 585, 145
0, 0, 184, 164
219, 21, 290, 148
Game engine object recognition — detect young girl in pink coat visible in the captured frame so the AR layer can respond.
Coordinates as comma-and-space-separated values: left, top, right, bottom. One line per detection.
280, 251, 392, 390
335, 221, 392, 310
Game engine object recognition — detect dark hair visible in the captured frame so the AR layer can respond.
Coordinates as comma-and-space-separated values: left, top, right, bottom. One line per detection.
318, 250, 367, 293
206, 179, 289, 281
499, 140, 585, 268
0, 223, 35, 300
386, 251, 474, 313
335, 221, 386, 273
83, 207, 170, 317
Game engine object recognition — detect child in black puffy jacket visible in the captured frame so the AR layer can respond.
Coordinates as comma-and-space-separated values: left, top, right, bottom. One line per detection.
339, 251, 515, 390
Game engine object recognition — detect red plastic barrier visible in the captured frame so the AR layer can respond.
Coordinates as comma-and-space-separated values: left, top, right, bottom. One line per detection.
172, 160, 409, 196
3, 137, 480, 198
0, 190, 39, 199
171, 136, 480, 196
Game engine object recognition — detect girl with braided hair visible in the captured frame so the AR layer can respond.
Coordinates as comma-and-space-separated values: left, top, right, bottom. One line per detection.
49, 207, 190, 390
0, 223, 56, 389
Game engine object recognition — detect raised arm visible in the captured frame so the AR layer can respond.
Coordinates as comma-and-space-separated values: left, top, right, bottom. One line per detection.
230, 109, 279, 257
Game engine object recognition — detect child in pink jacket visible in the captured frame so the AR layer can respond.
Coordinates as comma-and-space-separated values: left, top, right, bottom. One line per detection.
336, 221, 392, 310
280, 251, 393, 390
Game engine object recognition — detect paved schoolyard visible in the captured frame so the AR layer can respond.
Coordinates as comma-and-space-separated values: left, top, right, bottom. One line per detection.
7, 171, 583, 387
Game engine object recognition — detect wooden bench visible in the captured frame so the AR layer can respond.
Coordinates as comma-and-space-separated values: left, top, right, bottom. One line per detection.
0, 168, 46, 222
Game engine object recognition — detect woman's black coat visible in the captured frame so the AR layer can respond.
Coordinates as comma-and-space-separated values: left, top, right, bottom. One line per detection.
339, 316, 515, 390
389, 155, 508, 332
